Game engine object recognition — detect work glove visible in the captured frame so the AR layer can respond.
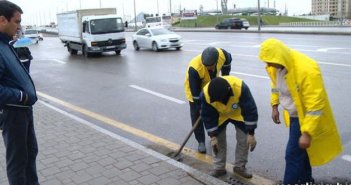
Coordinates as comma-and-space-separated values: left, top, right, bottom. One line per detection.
247, 135, 256, 152
210, 136, 219, 155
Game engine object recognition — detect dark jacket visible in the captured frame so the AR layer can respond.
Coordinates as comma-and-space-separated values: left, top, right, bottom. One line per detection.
0, 32, 37, 107
200, 80, 258, 136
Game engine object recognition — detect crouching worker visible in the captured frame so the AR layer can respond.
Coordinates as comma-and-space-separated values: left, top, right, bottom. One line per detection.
200, 76, 258, 178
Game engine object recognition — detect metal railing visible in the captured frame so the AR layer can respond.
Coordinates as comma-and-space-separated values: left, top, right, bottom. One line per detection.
279, 21, 351, 27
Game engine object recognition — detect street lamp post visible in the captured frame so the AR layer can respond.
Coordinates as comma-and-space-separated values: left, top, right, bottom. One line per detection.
170, 0, 172, 14
157, 0, 159, 15
216, 0, 219, 25
257, 0, 261, 31
134, 0, 137, 31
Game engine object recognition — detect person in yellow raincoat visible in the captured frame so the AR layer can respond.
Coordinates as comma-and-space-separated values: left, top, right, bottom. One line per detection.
259, 38, 342, 184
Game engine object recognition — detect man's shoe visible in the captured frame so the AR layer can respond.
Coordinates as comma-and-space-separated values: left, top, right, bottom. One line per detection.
198, 142, 206, 153
209, 169, 227, 177
233, 166, 253, 179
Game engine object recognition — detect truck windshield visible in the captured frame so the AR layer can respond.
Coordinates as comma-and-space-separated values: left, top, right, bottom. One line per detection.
90, 18, 124, 34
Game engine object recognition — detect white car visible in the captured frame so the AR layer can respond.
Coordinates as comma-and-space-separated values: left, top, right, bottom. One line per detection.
132, 27, 183, 52
23, 29, 43, 44
241, 18, 250, 30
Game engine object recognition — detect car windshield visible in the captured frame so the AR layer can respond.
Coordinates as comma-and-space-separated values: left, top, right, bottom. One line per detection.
90, 18, 124, 34
24, 30, 38, 34
150, 28, 172, 36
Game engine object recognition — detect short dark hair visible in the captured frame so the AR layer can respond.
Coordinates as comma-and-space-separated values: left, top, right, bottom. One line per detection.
208, 77, 231, 103
0, 1, 23, 21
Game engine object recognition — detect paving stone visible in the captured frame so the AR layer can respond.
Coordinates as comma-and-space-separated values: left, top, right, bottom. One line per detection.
88, 176, 110, 185
137, 174, 160, 185
41, 178, 63, 185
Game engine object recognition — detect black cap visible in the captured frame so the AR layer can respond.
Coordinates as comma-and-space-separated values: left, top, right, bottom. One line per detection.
201, 47, 219, 66
208, 77, 231, 103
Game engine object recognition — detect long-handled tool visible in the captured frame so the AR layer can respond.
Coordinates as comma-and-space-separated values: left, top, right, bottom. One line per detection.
169, 116, 202, 161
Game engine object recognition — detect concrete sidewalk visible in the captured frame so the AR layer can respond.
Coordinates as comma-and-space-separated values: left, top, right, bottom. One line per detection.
0, 101, 228, 185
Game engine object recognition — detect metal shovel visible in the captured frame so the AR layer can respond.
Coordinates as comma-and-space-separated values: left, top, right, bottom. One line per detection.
168, 116, 201, 161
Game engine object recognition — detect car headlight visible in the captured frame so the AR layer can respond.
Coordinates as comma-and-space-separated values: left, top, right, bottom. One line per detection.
160, 39, 167, 42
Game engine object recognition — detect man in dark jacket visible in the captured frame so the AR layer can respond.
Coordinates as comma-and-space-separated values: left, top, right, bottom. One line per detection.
200, 76, 258, 178
184, 47, 231, 153
0, 1, 39, 185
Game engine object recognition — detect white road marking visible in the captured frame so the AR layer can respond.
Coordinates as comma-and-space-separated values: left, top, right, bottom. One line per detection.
230, 71, 269, 79
318, 61, 351, 67
317, 48, 345, 52
233, 53, 258, 58
129, 85, 186, 104
341, 155, 351, 162
208, 41, 232, 45
35, 59, 66, 64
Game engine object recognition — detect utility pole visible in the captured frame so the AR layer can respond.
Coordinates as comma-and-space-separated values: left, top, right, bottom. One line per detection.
133, 0, 137, 31
99, 0, 102, 8
216, 0, 219, 24
157, 0, 159, 15
170, 0, 172, 14
258, 0, 261, 31
79, 0, 82, 9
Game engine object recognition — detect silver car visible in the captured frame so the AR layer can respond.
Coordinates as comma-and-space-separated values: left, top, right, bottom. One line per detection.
132, 27, 183, 52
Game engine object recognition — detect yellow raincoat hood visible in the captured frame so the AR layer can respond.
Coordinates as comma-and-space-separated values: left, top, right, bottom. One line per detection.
259, 38, 342, 166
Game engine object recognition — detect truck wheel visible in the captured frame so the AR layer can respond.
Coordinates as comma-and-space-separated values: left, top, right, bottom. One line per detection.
68, 46, 78, 55
115, 50, 121, 55
83, 45, 90, 57
152, 42, 159, 52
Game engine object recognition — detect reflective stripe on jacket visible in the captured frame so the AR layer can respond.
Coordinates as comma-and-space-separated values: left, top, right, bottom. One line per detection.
259, 38, 342, 166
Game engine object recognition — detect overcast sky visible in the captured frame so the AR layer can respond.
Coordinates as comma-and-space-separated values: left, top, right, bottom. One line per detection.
10, 0, 311, 25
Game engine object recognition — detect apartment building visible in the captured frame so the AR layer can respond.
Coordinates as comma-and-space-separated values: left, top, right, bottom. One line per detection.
312, 0, 351, 18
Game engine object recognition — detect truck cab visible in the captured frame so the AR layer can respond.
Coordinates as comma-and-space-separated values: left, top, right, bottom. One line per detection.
82, 15, 126, 56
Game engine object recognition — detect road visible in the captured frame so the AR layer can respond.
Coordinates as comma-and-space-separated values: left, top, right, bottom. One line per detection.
29, 32, 351, 183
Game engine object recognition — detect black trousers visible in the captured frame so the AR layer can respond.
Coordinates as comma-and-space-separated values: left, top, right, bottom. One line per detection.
189, 102, 205, 143
0, 107, 39, 185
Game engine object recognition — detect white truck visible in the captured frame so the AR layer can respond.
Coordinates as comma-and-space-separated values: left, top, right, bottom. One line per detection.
57, 8, 126, 57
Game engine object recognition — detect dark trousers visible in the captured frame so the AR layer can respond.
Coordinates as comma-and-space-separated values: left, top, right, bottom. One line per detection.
1, 107, 39, 185
189, 102, 205, 143
283, 118, 313, 184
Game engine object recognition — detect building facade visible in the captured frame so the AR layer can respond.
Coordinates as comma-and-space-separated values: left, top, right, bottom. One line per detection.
312, 0, 351, 18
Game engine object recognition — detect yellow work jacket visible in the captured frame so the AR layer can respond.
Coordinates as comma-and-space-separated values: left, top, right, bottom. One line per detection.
203, 76, 244, 126
184, 48, 226, 102
259, 38, 342, 166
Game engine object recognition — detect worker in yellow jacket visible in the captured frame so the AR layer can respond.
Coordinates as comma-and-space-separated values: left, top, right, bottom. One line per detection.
259, 38, 342, 184
184, 47, 232, 153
